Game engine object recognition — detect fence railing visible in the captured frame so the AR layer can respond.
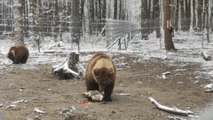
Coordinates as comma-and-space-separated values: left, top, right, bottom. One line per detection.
106, 32, 135, 51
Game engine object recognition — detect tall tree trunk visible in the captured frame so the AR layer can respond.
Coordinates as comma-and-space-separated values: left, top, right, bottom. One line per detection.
101, 0, 106, 36
31, 0, 42, 52
207, 0, 211, 42
190, 0, 194, 31
71, 0, 81, 50
89, 0, 95, 34
13, 0, 24, 45
153, 0, 160, 38
164, 0, 176, 51
114, 0, 118, 19
81, 0, 85, 34
185, 0, 191, 31
141, 0, 149, 40
119, 0, 122, 19
54, 0, 59, 42
178, 0, 182, 30
195, 0, 199, 29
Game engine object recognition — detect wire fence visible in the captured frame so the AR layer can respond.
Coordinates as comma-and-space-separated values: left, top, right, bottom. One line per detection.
0, 15, 212, 52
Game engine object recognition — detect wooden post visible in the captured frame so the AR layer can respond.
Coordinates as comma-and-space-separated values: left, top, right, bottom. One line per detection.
118, 38, 121, 50
164, 0, 176, 51
124, 38, 127, 50
127, 32, 131, 43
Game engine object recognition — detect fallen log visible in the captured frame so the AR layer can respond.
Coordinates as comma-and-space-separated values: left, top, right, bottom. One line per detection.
204, 83, 213, 93
205, 89, 213, 93
149, 97, 194, 116
201, 51, 211, 61
162, 71, 171, 79
52, 52, 84, 79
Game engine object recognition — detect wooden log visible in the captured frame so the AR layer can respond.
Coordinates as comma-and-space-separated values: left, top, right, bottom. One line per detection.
201, 51, 212, 61
204, 83, 213, 92
205, 89, 213, 93
149, 97, 194, 116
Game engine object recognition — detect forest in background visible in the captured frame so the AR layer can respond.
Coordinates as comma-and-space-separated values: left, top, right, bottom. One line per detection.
0, 0, 212, 44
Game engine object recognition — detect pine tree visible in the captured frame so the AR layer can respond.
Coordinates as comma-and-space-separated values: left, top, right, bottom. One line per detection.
163, 0, 176, 51
13, 0, 24, 45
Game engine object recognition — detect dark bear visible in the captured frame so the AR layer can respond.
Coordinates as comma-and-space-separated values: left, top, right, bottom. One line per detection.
85, 52, 116, 101
7, 45, 29, 64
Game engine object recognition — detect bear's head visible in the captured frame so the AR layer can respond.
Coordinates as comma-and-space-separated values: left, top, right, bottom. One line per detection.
93, 67, 114, 92
7, 47, 16, 61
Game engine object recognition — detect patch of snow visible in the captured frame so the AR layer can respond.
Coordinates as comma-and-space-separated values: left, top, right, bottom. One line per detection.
0, 31, 213, 80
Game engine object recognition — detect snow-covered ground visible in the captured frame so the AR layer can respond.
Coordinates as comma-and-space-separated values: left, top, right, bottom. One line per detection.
0, 31, 213, 119
128, 31, 213, 79
1, 31, 213, 80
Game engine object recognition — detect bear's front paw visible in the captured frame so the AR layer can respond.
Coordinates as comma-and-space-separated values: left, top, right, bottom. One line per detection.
103, 97, 112, 102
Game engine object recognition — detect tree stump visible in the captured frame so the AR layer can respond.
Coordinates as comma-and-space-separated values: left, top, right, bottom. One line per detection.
68, 52, 79, 73
52, 52, 84, 79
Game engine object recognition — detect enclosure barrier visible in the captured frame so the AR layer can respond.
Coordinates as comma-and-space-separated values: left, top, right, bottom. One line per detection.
106, 32, 132, 51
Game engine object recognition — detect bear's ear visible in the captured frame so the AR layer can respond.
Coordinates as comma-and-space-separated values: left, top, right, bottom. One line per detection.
93, 69, 99, 76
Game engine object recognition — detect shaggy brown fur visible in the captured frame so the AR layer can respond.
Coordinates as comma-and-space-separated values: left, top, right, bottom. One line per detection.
85, 52, 116, 101
7, 45, 29, 64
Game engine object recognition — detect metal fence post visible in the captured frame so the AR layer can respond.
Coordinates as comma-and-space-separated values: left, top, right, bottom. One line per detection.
118, 38, 121, 50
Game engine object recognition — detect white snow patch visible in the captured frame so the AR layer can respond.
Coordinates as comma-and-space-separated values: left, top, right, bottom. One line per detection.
0, 31, 213, 80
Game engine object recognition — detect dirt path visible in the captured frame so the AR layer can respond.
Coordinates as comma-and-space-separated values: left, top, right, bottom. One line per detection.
0, 56, 212, 120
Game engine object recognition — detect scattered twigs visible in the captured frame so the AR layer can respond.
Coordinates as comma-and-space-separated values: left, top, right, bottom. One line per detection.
149, 97, 194, 116
162, 71, 171, 79
114, 92, 130, 96
5, 99, 28, 109
167, 116, 188, 120
58, 106, 76, 117
34, 107, 46, 114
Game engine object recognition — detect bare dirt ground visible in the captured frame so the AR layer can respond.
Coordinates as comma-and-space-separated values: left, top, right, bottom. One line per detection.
0, 53, 213, 120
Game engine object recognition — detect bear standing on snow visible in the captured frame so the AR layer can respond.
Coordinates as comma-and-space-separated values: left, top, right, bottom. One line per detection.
7, 45, 29, 64
85, 52, 116, 101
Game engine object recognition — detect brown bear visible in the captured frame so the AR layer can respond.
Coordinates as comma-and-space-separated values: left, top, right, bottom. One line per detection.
7, 45, 29, 64
85, 52, 116, 101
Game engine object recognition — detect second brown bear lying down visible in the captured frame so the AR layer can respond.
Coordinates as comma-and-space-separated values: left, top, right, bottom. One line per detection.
7, 45, 29, 64
85, 52, 116, 102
